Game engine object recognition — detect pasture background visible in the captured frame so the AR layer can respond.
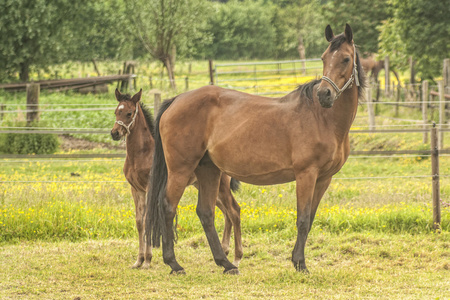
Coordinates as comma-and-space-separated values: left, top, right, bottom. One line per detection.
1, 59, 450, 298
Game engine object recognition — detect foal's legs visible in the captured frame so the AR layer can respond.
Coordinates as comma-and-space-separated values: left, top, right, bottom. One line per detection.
217, 175, 243, 266
292, 171, 317, 273
131, 187, 152, 269
195, 163, 239, 274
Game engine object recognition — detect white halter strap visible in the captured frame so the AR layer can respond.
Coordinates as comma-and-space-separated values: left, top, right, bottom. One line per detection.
321, 44, 360, 101
115, 103, 139, 135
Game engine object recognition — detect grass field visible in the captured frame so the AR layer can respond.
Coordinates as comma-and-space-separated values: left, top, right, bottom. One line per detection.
1, 60, 449, 299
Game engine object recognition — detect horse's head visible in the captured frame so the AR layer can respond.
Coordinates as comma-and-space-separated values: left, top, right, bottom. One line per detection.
111, 88, 142, 141
317, 24, 359, 108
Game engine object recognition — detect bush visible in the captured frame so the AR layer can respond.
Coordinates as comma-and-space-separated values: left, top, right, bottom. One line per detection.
3, 132, 59, 155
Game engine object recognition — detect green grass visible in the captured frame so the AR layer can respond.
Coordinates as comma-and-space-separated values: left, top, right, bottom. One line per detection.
0, 232, 448, 299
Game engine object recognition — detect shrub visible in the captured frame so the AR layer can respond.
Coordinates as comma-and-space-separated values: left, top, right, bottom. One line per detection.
3, 132, 59, 154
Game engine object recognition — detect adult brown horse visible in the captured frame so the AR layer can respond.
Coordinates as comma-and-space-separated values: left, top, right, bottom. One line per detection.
146, 24, 365, 274
110, 89, 243, 269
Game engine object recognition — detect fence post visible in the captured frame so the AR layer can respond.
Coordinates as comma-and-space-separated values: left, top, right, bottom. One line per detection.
384, 56, 390, 96
438, 81, 445, 149
26, 83, 40, 126
431, 124, 441, 232
185, 77, 189, 92
422, 80, 429, 143
0, 104, 4, 121
395, 82, 400, 117
154, 93, 161, 115
443, 58, 449, 90
209, 60, 214, 85
367, 86, 375, 131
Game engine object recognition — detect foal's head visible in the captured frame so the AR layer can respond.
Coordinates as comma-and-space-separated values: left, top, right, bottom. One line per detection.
317, 24, 360, 108
111, 88, 142, 141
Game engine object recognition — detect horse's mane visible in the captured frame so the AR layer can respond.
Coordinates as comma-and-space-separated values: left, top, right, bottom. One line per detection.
297, 35, 366, 102
118, 93, 155, 137
139, 102, 155, 137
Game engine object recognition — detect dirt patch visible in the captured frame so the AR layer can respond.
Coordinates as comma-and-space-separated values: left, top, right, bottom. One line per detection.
59, 135, 125, 151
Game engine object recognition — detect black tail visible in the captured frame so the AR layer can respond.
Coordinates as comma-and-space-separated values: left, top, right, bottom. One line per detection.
145, 97, 176, 248
230, 178, 241, 193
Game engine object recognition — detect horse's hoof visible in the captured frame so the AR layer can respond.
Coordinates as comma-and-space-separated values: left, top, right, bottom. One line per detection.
224, 268, 240, 275
170, 269, 186, 275
141, 261, 151, 269
296, 267, 310, 274
131, 261, 143, 269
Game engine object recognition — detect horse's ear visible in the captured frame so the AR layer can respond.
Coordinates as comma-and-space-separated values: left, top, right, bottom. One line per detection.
131, 89, 142, 104
325, 25, 334, 42
344, 23, 353, 43
115, 88, 122, 102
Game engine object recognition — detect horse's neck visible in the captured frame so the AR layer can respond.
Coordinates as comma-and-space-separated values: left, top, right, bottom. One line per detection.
329, 87, 359, 143
125, 110, 154, 161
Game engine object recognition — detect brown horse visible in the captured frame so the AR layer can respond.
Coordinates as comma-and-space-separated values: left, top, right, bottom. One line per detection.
110, 89, 243, 269
146, 24, 365, 274
360, 55, 401, 86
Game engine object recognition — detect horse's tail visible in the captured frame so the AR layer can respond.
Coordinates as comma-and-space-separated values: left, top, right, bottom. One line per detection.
230, 178, 241, 193
145, 97, 176, 248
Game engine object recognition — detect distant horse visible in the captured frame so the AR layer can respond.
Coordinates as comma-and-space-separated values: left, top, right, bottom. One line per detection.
110, 89, 243, 269
146, 24, 365, 274
360, 55, 401, 86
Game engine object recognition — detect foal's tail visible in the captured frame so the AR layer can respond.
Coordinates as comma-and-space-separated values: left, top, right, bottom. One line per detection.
145, 97, 176, 248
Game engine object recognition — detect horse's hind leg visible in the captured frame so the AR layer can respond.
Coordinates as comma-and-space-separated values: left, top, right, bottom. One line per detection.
161, 173, 191, 274
217, 175, 243, 266
195, 161, 239, 274
131, 187, 152, 269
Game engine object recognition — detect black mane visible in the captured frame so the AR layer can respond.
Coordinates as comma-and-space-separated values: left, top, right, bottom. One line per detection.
139, 102, 155, 137
297, 34, 366, 101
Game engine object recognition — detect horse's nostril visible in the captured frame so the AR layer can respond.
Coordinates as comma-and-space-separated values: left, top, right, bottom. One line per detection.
326, 89, 331, 97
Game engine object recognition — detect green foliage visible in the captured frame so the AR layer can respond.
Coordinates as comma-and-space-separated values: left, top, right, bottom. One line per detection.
272, 0, 327, 58
378, 0, 450, 80
0, 0, 83, 81
323, 0, 392, 54
3, 132, 59, 155
205, 0, 277, 59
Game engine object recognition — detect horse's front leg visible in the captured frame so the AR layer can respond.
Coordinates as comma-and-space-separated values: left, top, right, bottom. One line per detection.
292, 170, 317, 273
131, 188, 152, 269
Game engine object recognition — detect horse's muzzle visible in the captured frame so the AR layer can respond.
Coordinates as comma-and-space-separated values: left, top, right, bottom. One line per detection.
110, 130, 121, 141
317, 88, 334, 108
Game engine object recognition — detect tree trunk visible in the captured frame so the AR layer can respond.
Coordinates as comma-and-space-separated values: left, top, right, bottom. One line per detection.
20, 62, 30, 82
297, 34, 306, 74
164, 56, 176, 90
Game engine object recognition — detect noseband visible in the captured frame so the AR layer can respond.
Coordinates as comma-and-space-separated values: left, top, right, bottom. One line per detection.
321, 44, 360, 101
115, 103, 139, 135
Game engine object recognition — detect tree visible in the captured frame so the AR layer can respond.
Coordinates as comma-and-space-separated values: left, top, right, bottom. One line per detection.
0, 0, 84, 82
204, 0, 277, 60
272, 0, 327, 59
125, 0, 209, 89
322, 0, 392, 55
378, 0, 450, 80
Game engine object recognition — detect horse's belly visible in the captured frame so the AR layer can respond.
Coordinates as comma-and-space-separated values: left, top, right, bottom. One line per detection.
229, 169, 296, 185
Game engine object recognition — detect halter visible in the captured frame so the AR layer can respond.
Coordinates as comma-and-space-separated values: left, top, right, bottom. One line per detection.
115, 103, 139, 135
321, 44, 360, 101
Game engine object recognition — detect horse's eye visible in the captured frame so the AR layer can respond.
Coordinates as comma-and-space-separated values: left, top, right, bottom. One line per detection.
127, 112, 132, 117
343, 57, 350, 64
